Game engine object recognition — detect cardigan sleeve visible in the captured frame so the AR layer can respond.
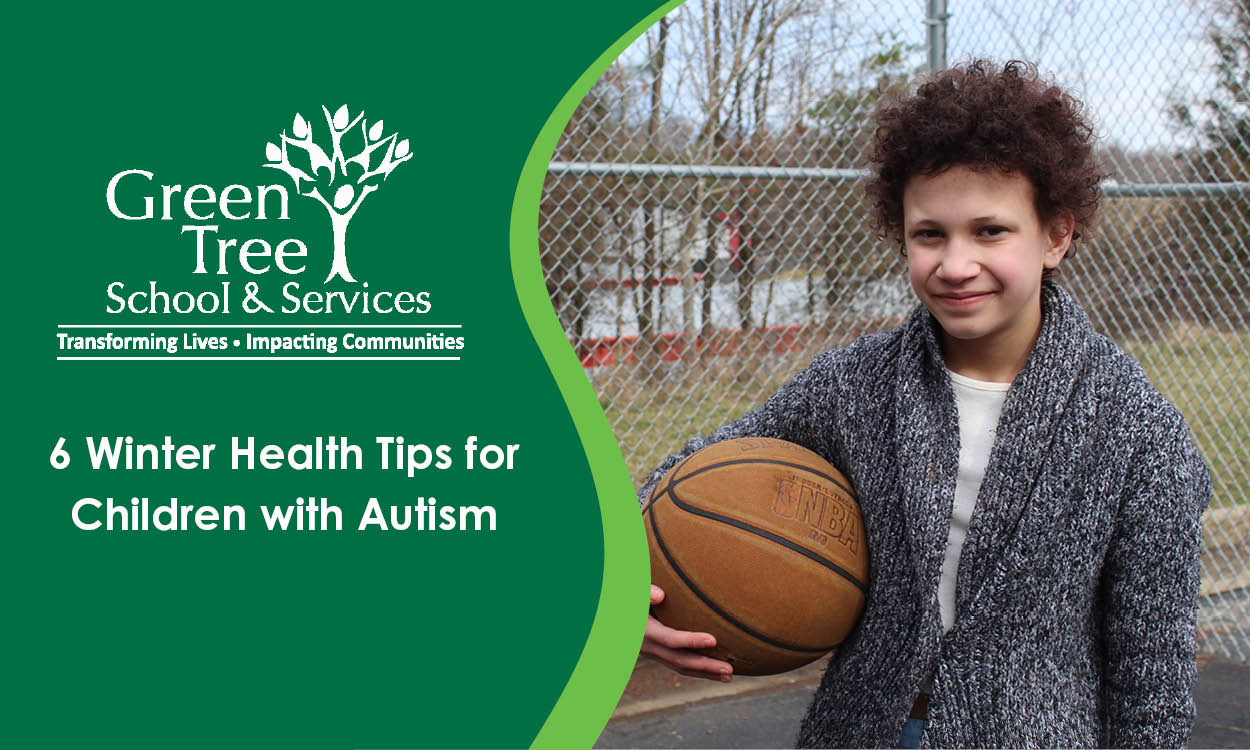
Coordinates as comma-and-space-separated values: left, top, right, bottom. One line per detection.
637, 348, 845, 506
1099, 414, 1211, 749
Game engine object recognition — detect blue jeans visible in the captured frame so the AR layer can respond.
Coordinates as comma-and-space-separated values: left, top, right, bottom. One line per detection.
899, 717, 926, 749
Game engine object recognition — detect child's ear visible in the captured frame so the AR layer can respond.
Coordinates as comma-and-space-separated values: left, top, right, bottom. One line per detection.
1044, 212, 1076, 269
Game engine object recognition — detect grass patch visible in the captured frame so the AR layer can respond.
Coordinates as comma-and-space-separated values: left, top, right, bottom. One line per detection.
596, 324, 1249, 507
1124, 324, 1250, 508
595, 348, 821, 491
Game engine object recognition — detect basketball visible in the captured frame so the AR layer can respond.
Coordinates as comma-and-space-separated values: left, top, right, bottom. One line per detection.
644, 437, 869, 675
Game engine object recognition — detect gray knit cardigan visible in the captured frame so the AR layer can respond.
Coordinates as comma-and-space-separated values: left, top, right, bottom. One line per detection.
640, 282, 1211, 749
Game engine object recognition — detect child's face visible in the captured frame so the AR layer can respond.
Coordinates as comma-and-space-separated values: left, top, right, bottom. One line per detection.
901, 165, 1072, 362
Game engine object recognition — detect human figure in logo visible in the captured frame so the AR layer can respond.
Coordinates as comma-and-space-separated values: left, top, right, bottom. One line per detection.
264, 105, 412, 283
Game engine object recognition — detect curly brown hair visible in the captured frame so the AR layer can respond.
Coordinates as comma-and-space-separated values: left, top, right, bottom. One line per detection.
866, 60, 1102, 248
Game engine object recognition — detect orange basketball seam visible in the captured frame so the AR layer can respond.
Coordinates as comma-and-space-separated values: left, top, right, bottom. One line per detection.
648, 500, 837, 653
673, 457, 857, 499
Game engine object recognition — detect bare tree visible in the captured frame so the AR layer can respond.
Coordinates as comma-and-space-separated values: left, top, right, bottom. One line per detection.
543, 0, 930, 367
672, 0, 823, 339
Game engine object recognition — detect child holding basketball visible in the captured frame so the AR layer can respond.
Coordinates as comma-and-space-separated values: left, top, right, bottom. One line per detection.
638, 60, 1210, 748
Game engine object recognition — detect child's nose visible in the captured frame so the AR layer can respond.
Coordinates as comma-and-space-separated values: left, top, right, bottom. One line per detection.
935, 239, 981, 283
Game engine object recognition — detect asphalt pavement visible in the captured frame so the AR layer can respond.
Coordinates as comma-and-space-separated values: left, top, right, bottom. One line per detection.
598, 656, 1249, 749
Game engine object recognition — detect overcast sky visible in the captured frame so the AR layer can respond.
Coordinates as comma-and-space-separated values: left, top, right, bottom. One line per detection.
617, 0, 1223, 155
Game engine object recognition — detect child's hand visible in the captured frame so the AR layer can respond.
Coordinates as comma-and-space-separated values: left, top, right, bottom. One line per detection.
640, 585, 734, 682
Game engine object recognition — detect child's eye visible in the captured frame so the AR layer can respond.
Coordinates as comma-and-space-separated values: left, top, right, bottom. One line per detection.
912, 229, 943, 240
979, 226, 1008, 237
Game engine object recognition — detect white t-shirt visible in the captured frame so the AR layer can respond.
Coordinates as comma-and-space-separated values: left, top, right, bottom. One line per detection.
939, 369, 1011, 632
920, 369, 1010, 694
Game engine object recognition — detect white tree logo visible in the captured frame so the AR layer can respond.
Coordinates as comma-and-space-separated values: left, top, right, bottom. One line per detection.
264, 105, 411, 283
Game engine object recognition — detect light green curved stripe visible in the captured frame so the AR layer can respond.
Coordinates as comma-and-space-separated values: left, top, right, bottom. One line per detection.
510, 1, 686, 747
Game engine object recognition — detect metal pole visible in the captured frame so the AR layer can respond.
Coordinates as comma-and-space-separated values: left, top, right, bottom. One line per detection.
927, 0, 949, 73
546, 162, 1250, 197
548, 162, 868, 179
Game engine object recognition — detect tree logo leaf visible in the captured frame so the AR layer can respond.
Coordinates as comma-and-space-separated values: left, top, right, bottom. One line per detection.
263, 106, 412, 283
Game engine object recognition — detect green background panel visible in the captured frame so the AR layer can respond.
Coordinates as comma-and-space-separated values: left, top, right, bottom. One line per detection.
2, 2, 662, 747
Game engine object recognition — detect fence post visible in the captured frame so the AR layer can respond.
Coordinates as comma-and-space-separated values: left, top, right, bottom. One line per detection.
926, 0, 948, 73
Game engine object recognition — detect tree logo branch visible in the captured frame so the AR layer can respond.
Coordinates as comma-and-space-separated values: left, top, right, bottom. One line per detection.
264, 105, 411, 283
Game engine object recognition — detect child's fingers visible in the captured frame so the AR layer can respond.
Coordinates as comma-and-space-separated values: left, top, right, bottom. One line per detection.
641, 640, 734, 679
650, 584, 665, 605
675, 665, 733, 683
644, 615, 717, 650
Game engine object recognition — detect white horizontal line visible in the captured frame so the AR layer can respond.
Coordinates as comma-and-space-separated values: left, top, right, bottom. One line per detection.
57, 356, 461, 361
58, 324, 461, 329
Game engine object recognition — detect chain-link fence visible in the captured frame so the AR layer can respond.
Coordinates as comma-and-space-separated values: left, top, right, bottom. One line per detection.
541, 0, 1250, 661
